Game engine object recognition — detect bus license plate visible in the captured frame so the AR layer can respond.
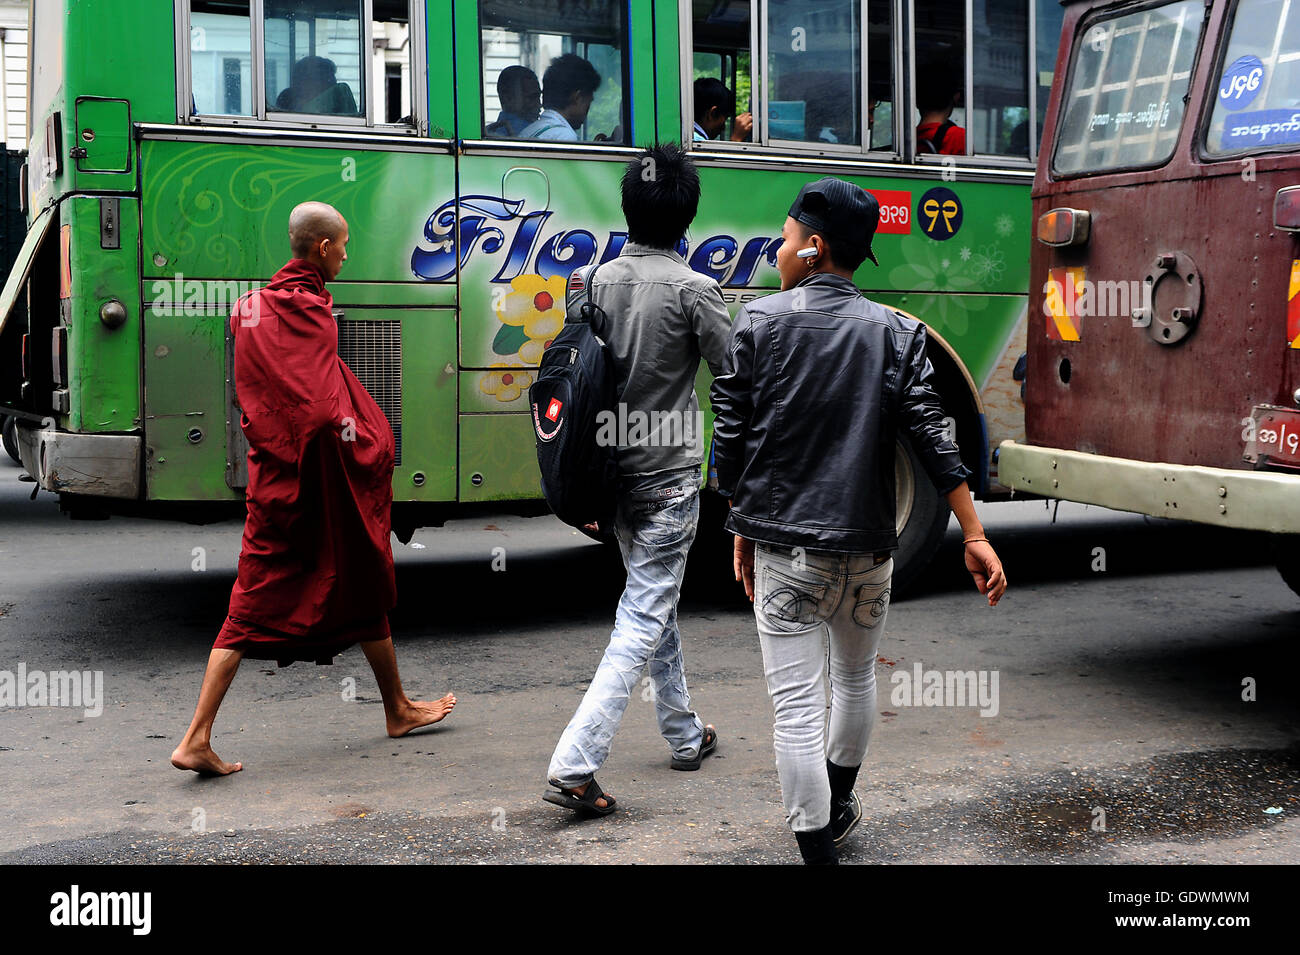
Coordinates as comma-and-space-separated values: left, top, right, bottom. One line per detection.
1245, 405, 1300, 468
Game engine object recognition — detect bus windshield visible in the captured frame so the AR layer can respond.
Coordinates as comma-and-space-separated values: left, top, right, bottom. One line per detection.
1053, 0, 1202, 176
1203, 0, 1300, 155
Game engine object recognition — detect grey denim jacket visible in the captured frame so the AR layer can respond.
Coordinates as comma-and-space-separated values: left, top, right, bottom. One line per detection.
567, 243, 732, 490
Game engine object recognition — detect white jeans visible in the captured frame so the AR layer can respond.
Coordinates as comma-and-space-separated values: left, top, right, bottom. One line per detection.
754, 542, 893, 832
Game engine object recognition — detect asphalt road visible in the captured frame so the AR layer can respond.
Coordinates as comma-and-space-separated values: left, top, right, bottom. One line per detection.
1, 458, 1298, 865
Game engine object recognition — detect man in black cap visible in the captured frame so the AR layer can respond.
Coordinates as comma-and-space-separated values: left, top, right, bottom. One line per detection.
709, 177, 1007, 864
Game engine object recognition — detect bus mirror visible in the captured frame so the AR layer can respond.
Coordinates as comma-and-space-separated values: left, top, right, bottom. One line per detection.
1037, 208, 1090, 248
1274, 187, 1300, 232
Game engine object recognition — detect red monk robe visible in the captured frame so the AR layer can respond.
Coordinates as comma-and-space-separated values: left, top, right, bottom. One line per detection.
215, 258, 397, 665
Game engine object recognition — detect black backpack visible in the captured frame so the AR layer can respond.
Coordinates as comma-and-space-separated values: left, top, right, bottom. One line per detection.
529, 263, 619, 530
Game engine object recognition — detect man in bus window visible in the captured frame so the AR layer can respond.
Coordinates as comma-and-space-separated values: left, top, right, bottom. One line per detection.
693, 77, 753, 142
520, 53, 603, 141
543, 144, 731, 816
170, 202, 455, 776
709, 179, 1007, 862
486, 65, 541, 138
275, 55, 359, 116
916, 57, 966, 154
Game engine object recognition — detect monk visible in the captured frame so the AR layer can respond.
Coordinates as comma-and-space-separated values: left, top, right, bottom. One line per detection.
171, 201, 455, 776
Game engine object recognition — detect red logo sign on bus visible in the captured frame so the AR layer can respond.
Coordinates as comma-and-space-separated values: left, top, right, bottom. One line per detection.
1288, 259, 1299, 349
870, 190, 912, 235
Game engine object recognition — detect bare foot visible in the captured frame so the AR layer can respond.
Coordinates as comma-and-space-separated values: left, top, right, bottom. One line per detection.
387, 693, 457, 737
170, 742, 242, 776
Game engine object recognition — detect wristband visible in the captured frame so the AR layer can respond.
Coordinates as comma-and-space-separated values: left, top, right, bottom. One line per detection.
963, 537, 989, 545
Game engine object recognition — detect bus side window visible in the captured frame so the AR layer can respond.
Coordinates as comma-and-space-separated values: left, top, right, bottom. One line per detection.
690, 0, 754, 144
186, 0, 419, 127
972, 0, 1029, 157
913, 0, 968, 156
1204, 0, 1300, 156
189, 1, 255, 117
767, 0, 863, 147
478, 0, 628, 145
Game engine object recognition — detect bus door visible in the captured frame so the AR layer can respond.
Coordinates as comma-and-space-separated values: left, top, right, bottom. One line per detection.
446, 0, 651, 504
1030, 0, 1300, 473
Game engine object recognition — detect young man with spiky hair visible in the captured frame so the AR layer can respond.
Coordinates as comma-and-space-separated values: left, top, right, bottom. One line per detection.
543, 144, 731, 816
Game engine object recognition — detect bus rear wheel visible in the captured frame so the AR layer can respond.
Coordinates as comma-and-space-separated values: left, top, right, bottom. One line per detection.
1273, 535, 1300, 599
892, 437, 950, 594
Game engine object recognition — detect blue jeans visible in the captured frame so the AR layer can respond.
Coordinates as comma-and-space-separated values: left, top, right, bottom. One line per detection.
548, 481, 706, 789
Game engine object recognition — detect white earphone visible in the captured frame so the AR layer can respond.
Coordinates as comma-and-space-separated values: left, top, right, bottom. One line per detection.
796, 247, 818, 259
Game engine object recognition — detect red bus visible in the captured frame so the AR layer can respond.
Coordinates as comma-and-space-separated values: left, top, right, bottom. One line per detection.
999, 0, 1300, 597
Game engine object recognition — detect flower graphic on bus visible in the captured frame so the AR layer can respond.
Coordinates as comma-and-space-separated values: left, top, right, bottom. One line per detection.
480, 363, 533, 403
492, 273, 565, 365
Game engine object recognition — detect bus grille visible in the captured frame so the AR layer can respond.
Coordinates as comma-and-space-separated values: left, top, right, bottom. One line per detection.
337, 319, 403, 466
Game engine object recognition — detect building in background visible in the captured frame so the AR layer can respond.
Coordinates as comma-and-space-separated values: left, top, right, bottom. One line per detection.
0, 0, 27, 148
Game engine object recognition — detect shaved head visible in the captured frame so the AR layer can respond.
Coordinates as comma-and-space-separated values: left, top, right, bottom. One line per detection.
288, 201, 346, 259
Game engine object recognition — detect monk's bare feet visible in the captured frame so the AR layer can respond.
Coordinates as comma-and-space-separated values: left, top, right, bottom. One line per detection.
387, 693, 457, 737
170, 742, 242, 776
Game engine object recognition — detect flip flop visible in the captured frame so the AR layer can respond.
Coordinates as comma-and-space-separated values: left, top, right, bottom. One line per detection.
542, 777, 617, 816
671, 724, 718, 771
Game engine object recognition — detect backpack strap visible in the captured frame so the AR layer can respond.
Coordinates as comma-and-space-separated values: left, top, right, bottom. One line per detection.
920, 120, 956, 154
576, 262, 610, 339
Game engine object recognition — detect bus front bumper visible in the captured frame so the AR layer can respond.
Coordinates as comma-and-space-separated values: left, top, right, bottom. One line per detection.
15, 422, 141, 500
997, 440, 1300, 534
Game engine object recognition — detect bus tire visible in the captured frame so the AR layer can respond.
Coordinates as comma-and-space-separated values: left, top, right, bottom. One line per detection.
892, 437, 949, 594
2, 416, 21, 466
1273, 534, 1300, 599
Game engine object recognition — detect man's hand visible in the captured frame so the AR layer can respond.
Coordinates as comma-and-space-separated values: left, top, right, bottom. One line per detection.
730, 112, 754, 142
964, 540, 1007, 606
733, 535, 755, 601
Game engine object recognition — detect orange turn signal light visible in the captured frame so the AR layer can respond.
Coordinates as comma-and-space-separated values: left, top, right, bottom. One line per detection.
1036, 207, 1091, 247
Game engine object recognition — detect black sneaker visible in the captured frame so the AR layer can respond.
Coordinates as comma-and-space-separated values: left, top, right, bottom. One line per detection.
830, 790, 862, 844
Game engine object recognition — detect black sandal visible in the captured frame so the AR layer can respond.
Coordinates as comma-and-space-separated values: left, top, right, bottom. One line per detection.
543, 778, 617, 816
671, 724, 718, 771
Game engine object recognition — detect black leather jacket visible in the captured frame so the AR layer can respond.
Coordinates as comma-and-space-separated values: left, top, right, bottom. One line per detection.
709, 273, 970, 553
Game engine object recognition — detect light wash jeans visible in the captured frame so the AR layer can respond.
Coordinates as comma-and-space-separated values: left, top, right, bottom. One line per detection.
754, 541, 893, 832
548, 481, 706, 789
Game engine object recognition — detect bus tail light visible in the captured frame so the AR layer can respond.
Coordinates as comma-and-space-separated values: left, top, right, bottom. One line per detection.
1276, 186, 1300, 232
1037, 208, 1091, 247
59, 225, 72, 300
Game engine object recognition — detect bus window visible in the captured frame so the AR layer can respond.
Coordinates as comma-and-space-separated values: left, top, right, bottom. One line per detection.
1034, 0, 1065, 155
265, 1, 365, 117
1204, 0, 1300, 156
186, 1, 418, 126
913, 0, 967, 155
690, 0, 753, 143
1053, 0, 1202, 176
867, 0, 895, 152
478, 0, 628, 144
972, 0, 1029, 157
189, 1, 254, 117
766, 0, 862, 146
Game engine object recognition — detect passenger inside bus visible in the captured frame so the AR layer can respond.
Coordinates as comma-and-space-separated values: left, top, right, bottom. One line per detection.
916, 56, 966, 154
520, 53, 609, 141
486, 65, 542, 138
275, 55, 359, 115
693, 78, 753, 142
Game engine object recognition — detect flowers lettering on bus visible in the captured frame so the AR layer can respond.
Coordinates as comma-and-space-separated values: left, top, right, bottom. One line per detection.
411, 191, 911, 291
148, 273, 264, 324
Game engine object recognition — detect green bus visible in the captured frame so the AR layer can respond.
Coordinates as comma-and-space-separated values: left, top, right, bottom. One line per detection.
0, 0, 1064, 587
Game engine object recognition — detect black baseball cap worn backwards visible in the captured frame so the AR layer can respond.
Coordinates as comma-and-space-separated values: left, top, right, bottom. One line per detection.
788, 177, 880, 267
